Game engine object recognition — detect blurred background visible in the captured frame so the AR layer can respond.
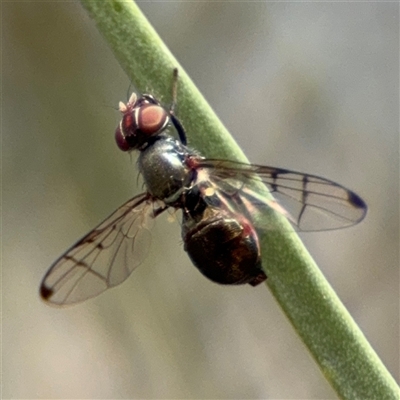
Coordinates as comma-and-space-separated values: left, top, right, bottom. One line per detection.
3, 2, 398, 399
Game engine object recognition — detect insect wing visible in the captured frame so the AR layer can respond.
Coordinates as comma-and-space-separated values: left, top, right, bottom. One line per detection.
196, 159, 367, 231
40, 193, 155, 306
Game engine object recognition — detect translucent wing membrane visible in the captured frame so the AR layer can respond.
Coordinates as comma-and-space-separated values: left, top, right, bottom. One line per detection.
196, 159, 367, 231
40, 193, 155, 305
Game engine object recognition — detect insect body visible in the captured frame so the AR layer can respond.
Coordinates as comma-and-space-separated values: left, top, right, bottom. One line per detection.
40, 69, 367, 305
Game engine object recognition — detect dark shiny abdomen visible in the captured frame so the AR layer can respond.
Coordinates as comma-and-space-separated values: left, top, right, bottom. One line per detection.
182, 209, 266, 286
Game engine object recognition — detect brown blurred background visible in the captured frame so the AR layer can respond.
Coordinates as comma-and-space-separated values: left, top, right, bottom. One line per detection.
3, 2, 398, 399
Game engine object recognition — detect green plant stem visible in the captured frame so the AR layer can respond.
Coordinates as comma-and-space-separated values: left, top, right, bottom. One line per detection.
80, 1, 399, 399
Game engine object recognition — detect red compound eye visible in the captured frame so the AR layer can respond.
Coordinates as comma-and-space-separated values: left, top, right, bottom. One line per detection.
138, 104, 168, 135
115, 124, 130, 151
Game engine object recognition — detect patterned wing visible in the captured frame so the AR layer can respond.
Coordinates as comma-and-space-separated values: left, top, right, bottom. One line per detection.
195, 159, 367, 231
40, 193, 156, 306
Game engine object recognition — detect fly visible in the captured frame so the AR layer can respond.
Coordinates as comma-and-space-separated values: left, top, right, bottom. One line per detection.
40, 69, 367, 305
